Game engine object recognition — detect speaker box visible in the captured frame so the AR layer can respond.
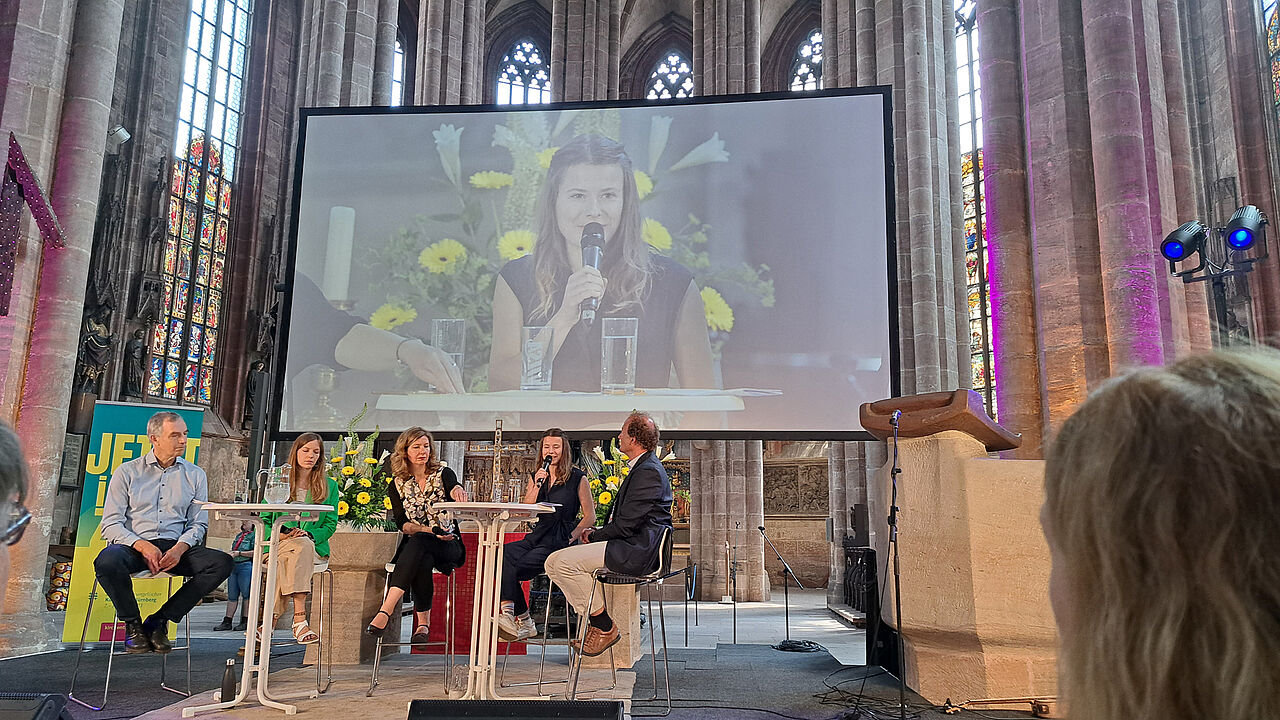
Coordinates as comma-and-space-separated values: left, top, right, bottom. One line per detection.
0, 693, 71, 720
407, 700, 624, 719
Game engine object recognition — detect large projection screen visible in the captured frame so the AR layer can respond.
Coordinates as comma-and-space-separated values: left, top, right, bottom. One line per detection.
277, 88, 897, 438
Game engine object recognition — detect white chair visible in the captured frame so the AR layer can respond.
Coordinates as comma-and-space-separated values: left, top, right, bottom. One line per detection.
568, 527, 681, 716
366, 562, 457, 697
68, 571, 192, 711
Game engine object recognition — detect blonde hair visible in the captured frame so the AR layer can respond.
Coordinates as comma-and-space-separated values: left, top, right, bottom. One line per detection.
1044, 350, 1280, 720
529, 134, 649, 322
390, 427, 440, 480
285, 433, 329, 503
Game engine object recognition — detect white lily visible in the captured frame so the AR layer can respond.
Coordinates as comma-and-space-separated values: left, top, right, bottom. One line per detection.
648, 116, 672, 175
433, 124, 464, 188
592, 446, 606, 462
668, 132, 730, 172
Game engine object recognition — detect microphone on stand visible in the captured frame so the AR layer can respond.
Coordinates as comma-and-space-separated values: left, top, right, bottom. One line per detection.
890, 409, 902, 428
579, 222, 605, 325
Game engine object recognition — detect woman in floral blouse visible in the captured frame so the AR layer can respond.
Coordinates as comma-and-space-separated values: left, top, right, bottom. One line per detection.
365, 427, 468, 643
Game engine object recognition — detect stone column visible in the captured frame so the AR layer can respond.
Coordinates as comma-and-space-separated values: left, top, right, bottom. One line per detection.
371, 0, 398, 106
415, 0, 485, 105
693, 0, 761, 95
977, 0, 1043, 458
4, 0, 126, 656
341, 0, 378, 105
439, 440, 467, 477
549, 0, 622, 102
690, 440, 766, 602
317, 0, 348, 107
825, 440, 884, 607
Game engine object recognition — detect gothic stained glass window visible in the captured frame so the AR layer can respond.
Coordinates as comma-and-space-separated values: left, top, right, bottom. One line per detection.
496, 40, 552, 105
955, 0, 996, 420
790, 29, 823, 91
1264, 2, 1280, 112
647, 51, 694, 100
148, 0, 251, 403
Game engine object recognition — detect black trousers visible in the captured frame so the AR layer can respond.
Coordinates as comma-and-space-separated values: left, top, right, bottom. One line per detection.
500, 537, 559, 615
390, 533, 465, 611
93, 538, 233, 623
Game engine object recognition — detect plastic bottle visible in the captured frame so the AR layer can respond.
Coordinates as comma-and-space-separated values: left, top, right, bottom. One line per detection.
220, 658, 236, 701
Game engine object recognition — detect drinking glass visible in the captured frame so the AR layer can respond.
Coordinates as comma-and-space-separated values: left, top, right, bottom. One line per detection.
491, 481, 505, 503
463, 479, 475, 502
520, 326, 554, 391
509, 478, 524, 504
601, 317, 639, 394
430, 319, 466, 377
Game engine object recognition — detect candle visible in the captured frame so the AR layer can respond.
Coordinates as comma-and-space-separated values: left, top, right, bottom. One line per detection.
322, 206, 355, 304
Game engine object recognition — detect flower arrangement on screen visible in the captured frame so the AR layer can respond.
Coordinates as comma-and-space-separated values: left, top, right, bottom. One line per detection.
583, 440, 683, 526
330, 409, 396, 531
366, 110, 774, 391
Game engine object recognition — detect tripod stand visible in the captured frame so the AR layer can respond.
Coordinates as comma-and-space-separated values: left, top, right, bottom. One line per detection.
760, 526, 821, 653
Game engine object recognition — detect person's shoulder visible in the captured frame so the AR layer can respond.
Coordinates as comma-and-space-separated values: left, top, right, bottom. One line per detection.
498, 254, 535, 281
649, 254, 694, 286
174, 456, 206, 474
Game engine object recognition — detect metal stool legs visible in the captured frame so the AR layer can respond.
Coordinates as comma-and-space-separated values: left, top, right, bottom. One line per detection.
313, 566, 334, 694
68, 575, 193, 711
499, 574, 580, 694
367, 566, 456, 697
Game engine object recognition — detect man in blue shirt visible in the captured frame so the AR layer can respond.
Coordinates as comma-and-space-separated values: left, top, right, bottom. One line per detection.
95, 411, 232, 653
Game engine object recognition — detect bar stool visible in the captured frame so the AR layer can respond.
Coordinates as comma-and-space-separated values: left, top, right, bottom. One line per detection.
568, 527, 682, 716
68, 571, 192, 711
256, 558, 334, 695
498, 573, 585, 695
367, 563, 457, 697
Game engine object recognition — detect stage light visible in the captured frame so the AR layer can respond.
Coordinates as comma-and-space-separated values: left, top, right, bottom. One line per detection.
1161, 221, 1206, 262
1224, 205, 1265, 251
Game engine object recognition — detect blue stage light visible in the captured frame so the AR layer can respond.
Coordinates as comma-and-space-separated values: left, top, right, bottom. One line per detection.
1224, 205, 1264, 252
1161, 222, 1206, 262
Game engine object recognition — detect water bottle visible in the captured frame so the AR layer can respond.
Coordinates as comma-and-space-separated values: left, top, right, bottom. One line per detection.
219, 657, 236, 701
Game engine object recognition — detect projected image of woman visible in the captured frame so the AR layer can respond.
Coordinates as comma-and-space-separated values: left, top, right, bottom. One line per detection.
488, 135, 716, 391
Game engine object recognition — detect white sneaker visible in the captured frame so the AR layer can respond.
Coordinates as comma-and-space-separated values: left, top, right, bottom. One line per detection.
495, 609, 520, 640
516, 615, 537, 640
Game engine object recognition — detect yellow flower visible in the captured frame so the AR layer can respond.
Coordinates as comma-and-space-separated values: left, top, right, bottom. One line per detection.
602, 459, 615, 465
369, 303, 417, 331
341, 466, 355, 476
641, 217, 672, 251
345, 449, 359, 455
384, 497, 393, 510
364, 457, 378, 464
590, 479, 601, 489
634, 170, 653, 199
330, 456, 342, 464
356, 491, 371, 505
701, 286, 734, 332
597, 491, 613, 505
498, 230, 536, 260
360, 478, 372, 487
605, 475, 621, 486
620, 465, 629, 475
537, 147, 557, 169
337, 501, 349, 516
419, 238, 467, 274
469, 171, 513, 189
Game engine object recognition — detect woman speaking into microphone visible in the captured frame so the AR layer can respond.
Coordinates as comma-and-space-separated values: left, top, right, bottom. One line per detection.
495, 428, 595, 640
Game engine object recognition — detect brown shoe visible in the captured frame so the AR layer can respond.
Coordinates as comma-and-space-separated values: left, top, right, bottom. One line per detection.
579, 624, 620, 657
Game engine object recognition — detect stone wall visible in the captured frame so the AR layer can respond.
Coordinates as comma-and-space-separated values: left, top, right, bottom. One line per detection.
763, 457, 829, 588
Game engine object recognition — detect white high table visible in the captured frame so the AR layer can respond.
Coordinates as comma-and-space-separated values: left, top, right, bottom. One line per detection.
435, 501, 552, 700
183, 502, 331, 717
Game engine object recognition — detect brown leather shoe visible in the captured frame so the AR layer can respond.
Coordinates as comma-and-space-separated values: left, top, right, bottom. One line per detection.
579, 624, 620, 657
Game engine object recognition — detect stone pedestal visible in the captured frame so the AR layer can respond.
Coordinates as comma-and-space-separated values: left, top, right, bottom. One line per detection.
316, 530, 400, 664
580, 584, 642, 669
868, 429, 1057, 703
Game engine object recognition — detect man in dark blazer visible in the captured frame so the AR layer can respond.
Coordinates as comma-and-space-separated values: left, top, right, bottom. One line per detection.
546, 411, 673, 656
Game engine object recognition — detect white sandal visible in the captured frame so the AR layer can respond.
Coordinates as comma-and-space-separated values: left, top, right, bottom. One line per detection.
292, 618, 319, 644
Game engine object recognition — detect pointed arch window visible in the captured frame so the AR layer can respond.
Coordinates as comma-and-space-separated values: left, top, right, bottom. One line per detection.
1263, 2, 1280, 113
954, 0, 995, 419
790, 29, 823, 91
496, 39, 552, 105
149, 0, 251, 404
647, 50, 694, 99
392, 38, 406, 106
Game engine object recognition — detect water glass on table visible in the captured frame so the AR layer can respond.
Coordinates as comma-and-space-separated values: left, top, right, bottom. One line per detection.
520, 326, 554, 391
601, 317, 638, 394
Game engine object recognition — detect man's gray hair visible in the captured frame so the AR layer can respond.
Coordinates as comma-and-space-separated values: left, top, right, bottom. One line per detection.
0, 419, 27, 503
147, 411, 183, 438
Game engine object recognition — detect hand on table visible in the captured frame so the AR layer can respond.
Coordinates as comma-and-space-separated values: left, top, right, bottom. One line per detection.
399, 340, 465, 393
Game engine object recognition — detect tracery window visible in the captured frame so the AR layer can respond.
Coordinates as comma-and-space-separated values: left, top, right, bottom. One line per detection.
495, 39, 552, 105
790, 29, 823, 91
392, 38, 405, 106
955, 0, 995, 419
149, 0, 251, 404
646, 51, 694, 99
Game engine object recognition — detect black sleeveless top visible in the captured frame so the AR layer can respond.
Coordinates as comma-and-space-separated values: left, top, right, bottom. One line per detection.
498, 254, 694, 391
526, 466, 586, 549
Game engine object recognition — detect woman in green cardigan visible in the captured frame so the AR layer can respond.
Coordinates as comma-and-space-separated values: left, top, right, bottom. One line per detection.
262, 432, 338, 644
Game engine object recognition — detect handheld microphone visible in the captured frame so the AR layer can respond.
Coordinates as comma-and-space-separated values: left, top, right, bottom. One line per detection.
537, 455, 552, 485
890, 409, 902, 428
579, 222, 605, 324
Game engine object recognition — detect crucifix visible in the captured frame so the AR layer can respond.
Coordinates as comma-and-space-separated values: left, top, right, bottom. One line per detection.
2, 131, 66, 315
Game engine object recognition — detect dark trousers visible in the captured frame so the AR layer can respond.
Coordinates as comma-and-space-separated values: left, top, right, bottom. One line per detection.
501, 537, 558, 615
390, 533, 465, 612
94, 538, 233, 624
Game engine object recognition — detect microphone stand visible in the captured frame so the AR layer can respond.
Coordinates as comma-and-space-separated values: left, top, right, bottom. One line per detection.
887, 411, 907, 718
760, 526, 819, 652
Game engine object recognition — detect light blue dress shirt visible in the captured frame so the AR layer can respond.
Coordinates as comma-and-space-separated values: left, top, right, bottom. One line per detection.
100, 451, 208, 548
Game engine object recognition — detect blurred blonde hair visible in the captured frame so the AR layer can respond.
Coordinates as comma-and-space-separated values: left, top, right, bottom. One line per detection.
390, 427, 440, 480
1044, 350, 1280, 720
